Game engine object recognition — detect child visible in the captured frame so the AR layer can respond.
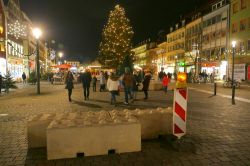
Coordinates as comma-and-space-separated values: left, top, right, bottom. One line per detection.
162, 73, 170, 95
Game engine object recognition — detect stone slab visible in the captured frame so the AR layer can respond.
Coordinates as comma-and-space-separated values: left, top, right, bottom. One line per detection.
47, 111, 141, 160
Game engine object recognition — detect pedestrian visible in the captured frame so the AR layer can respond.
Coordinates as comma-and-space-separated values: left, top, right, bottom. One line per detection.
158, 68, 164, 81
0, 73, 2, 93
122, 67, 134, 105
92, 75, 97, 92
99, 72, 106, 92
65, 71, 74, 102
22, 72, 26, 84
142, 70, 151, 100
81, 69, 92, 100
162, 73, 170, 95
107, 73, 120, 105
133, 71, 140, 100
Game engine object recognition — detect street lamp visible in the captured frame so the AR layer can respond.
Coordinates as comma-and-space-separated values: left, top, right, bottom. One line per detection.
32, 28, 42, 94
58, 52, 63, 64
231, 41, 236, 105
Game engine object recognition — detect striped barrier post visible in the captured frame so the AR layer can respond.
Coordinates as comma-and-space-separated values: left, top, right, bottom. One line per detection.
173, 88, 188, 139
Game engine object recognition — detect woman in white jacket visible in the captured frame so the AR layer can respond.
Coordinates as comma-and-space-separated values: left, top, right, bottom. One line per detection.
107, 73, 120, 105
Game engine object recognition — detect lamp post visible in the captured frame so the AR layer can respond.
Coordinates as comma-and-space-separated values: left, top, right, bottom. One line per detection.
231, 41, 236, 105
32, 28, 42, 94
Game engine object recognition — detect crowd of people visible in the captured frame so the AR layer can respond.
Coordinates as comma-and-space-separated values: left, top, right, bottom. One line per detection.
64, 67, 158, 105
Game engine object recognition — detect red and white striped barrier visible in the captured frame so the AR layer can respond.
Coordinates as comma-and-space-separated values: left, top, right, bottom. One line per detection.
173, 88, 188, 139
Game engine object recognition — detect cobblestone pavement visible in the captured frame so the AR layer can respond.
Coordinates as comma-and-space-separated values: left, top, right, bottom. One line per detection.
0, 82, 250, 166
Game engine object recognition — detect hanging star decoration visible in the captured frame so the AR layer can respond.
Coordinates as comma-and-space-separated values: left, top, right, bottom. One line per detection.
8, 20, 27, 39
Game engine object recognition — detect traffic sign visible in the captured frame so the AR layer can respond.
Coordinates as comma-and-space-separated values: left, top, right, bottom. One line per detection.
173, 88, 188, 139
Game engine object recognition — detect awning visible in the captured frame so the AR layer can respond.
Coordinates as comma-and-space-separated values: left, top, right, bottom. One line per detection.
51, 64, 72, 69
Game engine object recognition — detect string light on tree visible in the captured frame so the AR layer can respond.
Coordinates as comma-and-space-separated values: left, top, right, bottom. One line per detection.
98, 4, 134, 69
8, 20, 27, 39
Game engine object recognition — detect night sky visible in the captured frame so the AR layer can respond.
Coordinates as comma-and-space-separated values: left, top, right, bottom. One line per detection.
21, 0, 208, 63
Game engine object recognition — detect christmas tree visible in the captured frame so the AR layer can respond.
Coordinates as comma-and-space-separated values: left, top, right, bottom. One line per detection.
98, 4, 134, 69
3, 73, 17, 93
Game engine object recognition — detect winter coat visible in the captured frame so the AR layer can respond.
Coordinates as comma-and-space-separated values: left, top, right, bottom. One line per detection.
107, 76, 119, 91
142, 73, 151, 91
92, 76, 97, 84
122, 73, 134, 87
81, 72, 92, 87
65, 73, 74, 89
162, 76, 170, 86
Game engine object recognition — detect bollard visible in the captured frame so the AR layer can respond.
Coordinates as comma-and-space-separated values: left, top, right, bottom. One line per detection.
214, 83, 217, 96
232, 84, 235, 105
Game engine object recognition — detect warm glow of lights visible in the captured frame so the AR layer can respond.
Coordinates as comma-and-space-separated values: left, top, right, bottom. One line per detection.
177, 73, 187, 82
8, 20, 27, 39
32, 28, 42, 39
232, 41, 236, 48
58, 52, 63, 58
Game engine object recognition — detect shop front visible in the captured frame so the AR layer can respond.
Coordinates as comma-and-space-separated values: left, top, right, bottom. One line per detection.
201, 61, 227, 80
7, 57, 24, 81
0, 57, 6, 76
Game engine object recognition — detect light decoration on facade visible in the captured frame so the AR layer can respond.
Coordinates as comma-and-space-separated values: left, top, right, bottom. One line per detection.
8, 20, 27, 39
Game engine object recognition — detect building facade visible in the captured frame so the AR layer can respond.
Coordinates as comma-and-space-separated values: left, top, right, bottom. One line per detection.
201, 0, 230, 79
185, 15, 202, 74
166, 22, 186, 74
230, 0, 250, 81
0, 0, 47, 80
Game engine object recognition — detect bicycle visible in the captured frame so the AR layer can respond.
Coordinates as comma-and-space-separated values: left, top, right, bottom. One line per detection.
223, 79, 240, 88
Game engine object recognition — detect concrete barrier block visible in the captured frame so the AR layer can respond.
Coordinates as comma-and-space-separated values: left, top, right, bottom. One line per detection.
122, 107, 173, 139
28, 113, 56, 148
47, 113, 141, 160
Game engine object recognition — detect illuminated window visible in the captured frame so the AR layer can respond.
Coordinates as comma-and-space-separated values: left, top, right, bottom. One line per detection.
241, 0, 246, 9
232, 23, 238, 33
233, 3, 238, 13
240, 19, 247, 31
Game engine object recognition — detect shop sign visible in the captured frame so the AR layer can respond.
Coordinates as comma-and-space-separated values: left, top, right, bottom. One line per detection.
229, 64, 246, 81
201, 62, 219, 67
248, 65, 250, 81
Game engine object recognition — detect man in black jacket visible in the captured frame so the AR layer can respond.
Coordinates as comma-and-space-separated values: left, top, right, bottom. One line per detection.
81, 69, 92, 100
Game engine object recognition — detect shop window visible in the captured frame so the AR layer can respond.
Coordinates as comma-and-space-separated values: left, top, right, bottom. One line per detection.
232, 23, 238, 33
239, 42, 245, 52
233, 3, 238, 13
241, 0, 246, 9
240, 19, 247, 31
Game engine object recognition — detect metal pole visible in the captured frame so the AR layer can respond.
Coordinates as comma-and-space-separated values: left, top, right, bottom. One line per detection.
232, 47, 235, 105
214, 82, 217, 96
36, 40, 40, 94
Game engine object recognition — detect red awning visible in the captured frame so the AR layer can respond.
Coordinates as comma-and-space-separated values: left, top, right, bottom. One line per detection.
52, 64, 72, 69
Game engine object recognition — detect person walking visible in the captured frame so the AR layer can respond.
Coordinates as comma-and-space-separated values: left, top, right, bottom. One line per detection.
65, 71, 74, 102
107, 73, 120, 105
133, 71, 140, 100
122, 67, 134, 104
142, 70, 151, 100
81, 69, 92, 100
99, 72, 106, 92
162, 73, 170, 95
0, 73, 2, 93
92, 75, 97, 92
22, 72, 26, 84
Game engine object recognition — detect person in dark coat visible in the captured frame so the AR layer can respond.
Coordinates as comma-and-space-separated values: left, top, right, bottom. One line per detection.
92, 75, 97, 92
0, 73, 2, 93
22, 72, 27, 84
142, 70, 151, 99
81, 69, 92, 100
65, 71, 74, 102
